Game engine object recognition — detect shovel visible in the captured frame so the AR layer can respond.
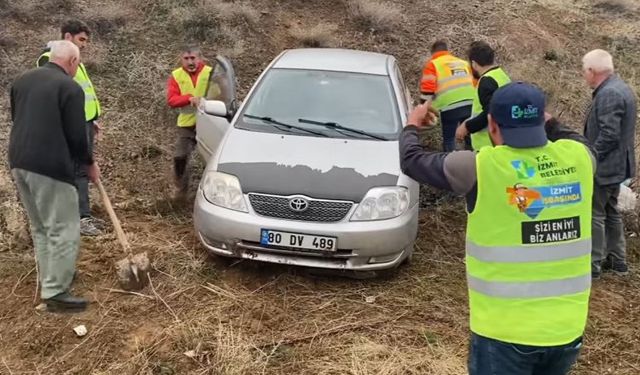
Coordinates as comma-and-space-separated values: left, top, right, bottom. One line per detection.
96, 179, 150, 291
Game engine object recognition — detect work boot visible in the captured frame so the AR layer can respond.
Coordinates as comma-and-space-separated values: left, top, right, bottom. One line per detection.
88, 216, 107, 230
591, 261, 602, 280
44, 292, 88, 312
173, 157, 189, 200
173, 157, 187, 186
602, 255, 630, 276
80, 217, 101, 236
601, 255, 613, 272
612, 261, 630, 276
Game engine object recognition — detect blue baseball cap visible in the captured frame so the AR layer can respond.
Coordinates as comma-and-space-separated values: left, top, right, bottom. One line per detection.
489, 82, 547, 148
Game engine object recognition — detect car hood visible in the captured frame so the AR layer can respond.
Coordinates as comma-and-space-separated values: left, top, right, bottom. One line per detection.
216, 129, 400, 202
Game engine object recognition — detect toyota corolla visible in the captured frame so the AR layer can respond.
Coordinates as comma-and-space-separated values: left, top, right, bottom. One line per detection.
193, 48, 419, 276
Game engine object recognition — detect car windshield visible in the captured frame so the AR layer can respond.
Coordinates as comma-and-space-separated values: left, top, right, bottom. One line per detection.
238, 68, 401, 140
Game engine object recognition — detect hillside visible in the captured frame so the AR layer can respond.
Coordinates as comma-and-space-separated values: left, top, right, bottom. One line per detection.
1, 0, 639, 373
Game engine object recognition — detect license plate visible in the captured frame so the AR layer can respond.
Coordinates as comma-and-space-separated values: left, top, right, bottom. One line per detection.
260, 229, 337, 251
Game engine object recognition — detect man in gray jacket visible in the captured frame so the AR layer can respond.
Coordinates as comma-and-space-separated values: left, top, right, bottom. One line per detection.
582, 49, 637, 279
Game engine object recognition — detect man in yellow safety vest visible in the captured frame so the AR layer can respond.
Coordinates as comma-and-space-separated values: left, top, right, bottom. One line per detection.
167, 45, 214, 197
401, 82, 595, 375
419, 40, 475, 151
455, 41, 511, 150
37, 20, 104, 237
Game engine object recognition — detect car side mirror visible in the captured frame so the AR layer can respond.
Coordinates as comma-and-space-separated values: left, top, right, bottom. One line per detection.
203, 100, 227, 117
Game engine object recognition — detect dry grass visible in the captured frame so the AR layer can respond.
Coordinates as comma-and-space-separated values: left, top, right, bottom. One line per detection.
346, 0, 403, 32
167, 318, 267, 374
289, 23, 338, 48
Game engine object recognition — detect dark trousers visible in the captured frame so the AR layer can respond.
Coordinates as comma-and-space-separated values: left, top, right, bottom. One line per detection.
173, 126, 197, 191
469, 334, 582, 375
591, 183, 626, 268
75, 122, 95, 218
440, 104, 472, 152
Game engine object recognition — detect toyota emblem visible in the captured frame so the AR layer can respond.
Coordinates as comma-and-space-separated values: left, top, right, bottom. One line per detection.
289, 197, 309, 212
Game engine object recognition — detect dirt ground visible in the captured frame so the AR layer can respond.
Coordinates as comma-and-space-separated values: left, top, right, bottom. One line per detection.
1, 0, 639, 373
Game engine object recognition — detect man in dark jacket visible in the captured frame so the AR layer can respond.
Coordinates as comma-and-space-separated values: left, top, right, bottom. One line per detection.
9, 40, 100, 312
582, 49, 637, 279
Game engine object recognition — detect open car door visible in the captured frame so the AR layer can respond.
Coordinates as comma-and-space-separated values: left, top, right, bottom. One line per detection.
196, 55, 238, 162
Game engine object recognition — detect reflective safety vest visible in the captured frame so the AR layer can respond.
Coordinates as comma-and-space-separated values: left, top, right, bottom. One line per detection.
431, 54, 475, 112
37, 51, 101, 122
467, 140, 593, 346
470, 67, 511, 150
172, 65, 213, 127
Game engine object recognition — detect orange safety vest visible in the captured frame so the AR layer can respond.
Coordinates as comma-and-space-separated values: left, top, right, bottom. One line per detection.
430, 54, 475, 111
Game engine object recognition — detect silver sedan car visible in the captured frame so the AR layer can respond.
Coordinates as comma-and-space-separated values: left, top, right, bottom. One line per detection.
193, 48, 419, 275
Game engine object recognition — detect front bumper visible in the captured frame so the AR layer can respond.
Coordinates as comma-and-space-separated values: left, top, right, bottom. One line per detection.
193, 191, 418, 271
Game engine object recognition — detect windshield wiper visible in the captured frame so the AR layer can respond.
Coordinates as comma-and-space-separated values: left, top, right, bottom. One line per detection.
244, 114, 327, 137
297, 118, 387, 140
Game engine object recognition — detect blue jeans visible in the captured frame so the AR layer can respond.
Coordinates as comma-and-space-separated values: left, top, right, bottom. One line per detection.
440, 104, 472, 152
469, 334, 582, 375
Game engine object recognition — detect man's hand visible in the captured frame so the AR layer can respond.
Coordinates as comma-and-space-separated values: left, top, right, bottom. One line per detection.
93, 121, 102, 142
87, 162, 100, 184
406, 102, 438, 128
455, 122, 469, 141
189, 96, 202, 107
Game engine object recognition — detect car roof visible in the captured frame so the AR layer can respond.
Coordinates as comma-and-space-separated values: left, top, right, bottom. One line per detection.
272, 48, 393, 75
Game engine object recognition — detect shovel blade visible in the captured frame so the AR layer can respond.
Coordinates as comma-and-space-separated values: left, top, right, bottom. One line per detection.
115, 252, 150, 291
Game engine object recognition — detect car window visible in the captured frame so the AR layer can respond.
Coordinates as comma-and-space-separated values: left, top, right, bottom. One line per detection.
238, 69, 401, 139
207, 61, 235, 111
394, 64, 412, 111
393, 65, 408, 112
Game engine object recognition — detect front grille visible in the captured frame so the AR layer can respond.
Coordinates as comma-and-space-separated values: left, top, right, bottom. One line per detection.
248, 193, 353, 222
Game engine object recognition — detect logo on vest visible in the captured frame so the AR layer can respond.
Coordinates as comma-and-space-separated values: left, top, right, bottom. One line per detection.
511, 160, 536, 179
511, 105, 539, 120
512, 155, 578, 180
507, 182, 582, 219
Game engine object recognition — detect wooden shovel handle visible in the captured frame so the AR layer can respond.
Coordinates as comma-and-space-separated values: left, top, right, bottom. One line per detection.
96, 179, 131, 255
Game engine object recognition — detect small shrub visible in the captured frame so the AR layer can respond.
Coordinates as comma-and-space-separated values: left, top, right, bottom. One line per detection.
84, 4, 130, 37
347, 0, 403, 32
290, 23, 337, 48
543, 50, 559, 61
201, 0, 260, 25
169, 1, 258, 44
170, 7, 220, 43
0, 31, 17, 48
594, 0, 638, 14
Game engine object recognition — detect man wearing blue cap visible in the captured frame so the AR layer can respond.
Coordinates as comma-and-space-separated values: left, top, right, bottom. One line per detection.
400, 82, 595, 375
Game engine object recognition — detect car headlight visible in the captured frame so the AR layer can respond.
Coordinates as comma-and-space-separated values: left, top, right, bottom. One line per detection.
200, 171, 248, 212
350, 187, 410, 221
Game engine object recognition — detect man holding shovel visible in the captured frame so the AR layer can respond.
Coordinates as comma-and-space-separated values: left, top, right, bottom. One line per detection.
9, 40, 99, 312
